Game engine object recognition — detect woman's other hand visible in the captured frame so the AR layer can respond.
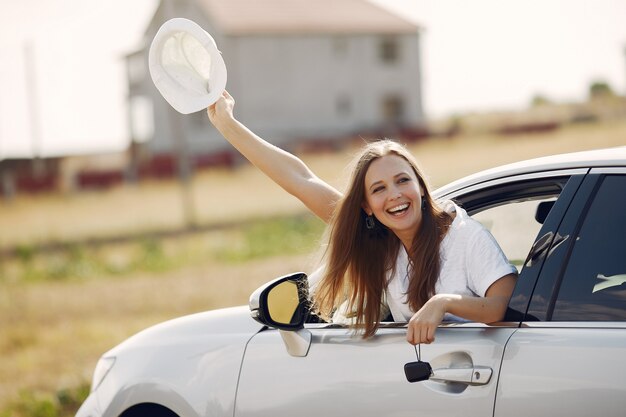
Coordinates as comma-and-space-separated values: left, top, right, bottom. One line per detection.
406, 295, 447, 345
406, 274, 516, 345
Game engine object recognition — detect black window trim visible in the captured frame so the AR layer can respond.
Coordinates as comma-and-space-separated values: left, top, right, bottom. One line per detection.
523, 171, 626, 326
436, 168, 588, 204
521, 174, 593, 322
544, 175, 603, 321
545, 171, 626, 324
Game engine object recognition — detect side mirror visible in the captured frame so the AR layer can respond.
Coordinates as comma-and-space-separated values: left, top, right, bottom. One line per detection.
249, 272, 309, 330
535, 200, 555, 224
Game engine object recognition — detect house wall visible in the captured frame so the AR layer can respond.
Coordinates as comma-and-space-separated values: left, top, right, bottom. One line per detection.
128, 0, 424, 159
224, 33, 423, 148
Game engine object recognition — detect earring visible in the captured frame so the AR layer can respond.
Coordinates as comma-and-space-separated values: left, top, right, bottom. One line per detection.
365, 215, 375, 229
421, 199, 426, 211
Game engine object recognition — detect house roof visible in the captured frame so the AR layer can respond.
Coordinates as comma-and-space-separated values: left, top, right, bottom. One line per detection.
198, 0, 420, 35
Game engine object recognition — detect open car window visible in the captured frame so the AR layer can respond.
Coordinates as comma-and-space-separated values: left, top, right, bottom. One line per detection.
308, 174, 576, 326
471, 197, 557, 272
381, 175, 570, 324
451, 175, 569, 270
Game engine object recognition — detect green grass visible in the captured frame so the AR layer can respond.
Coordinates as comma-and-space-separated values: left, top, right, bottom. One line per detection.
3, 240, 173, 283
1, 214, 326, 284
214, 215, 325, 262
1, 383, 90, 417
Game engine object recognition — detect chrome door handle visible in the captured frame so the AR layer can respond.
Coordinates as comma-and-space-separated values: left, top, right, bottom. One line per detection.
430, 366, 493, 385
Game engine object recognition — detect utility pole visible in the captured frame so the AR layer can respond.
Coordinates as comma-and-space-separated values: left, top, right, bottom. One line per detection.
24, 40, 45, 178
163, 0, 196, 230
168, 108, 197, 230
0, 111, 12, 200
623, 45, 626, 97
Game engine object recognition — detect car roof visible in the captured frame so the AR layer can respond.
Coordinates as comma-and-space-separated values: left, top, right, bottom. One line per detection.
435, 146, 626, 197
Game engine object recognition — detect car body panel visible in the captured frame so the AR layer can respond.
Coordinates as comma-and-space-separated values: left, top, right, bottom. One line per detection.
235, 325, 517, 417
496, 327, 626, 417
495, 169, 626, 416
77, 307, 263, 417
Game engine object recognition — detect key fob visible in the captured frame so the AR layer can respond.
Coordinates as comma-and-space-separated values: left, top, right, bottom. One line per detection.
404, 360, 433, 383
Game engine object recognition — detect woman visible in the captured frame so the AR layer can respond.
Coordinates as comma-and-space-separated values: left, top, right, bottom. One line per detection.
207, 91, 517, 345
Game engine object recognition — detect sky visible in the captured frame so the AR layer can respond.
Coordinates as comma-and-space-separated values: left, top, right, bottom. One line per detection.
0, 0, 625, 158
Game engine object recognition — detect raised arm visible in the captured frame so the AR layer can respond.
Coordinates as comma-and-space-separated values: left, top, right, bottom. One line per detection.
207, 91, 342, 223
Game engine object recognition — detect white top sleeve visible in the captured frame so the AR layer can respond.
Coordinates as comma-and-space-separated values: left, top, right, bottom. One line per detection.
436, 206, 517, 298
464, 227, 518, 297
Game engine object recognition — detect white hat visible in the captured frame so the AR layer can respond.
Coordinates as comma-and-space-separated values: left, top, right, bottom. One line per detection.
149, 18, 227, 114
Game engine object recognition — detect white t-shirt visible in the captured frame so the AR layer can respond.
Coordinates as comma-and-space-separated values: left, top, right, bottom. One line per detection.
385, 205, 517, 322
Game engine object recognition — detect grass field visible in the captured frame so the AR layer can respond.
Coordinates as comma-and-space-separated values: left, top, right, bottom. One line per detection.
2, 119, 625, 250
0, 119, 624, 416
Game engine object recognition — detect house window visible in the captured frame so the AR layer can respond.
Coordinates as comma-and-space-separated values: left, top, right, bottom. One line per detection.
336, 95, 352, 116
333, 36, 349, 58
130, 96, 154, 143
128, 54, 147, 85
381, 95, 404, 124
379, 36, 400, 63
192, 109, 208, 126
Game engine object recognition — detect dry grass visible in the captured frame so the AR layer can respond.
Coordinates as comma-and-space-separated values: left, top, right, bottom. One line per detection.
408, 119, 626, 186
0, 253, 315, 412
0, 119, 625, 413
1, 120, 624, 250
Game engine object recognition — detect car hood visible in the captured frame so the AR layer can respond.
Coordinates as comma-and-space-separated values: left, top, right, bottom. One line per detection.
106, 305, 264, 356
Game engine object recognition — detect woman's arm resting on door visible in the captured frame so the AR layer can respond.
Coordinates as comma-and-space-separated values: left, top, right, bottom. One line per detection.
407, 274, 517, 345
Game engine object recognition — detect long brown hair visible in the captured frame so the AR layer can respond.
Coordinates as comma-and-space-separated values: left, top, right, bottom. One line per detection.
313, 140, 452, 337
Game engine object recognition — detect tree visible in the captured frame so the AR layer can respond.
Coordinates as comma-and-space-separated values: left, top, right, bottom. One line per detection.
588, 80, 615, 100
531, 94, 552, 107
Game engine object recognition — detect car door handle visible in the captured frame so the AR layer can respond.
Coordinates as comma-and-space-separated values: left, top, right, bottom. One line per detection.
430, 366, 493, 385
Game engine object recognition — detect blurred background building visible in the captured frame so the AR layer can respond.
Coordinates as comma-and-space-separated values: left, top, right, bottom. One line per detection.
1, 0, 624, 198
126, 0, 425, 177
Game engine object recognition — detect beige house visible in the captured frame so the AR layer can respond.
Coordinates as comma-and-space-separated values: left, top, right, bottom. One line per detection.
127, 0, 424, 162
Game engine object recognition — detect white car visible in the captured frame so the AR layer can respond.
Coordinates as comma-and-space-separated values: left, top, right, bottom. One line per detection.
76, 147, 626, 417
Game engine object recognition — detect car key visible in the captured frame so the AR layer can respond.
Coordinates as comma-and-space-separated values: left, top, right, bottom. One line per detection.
404, 344, 432, 383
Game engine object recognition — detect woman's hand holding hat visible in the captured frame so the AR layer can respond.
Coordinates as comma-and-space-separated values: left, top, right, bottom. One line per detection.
207, 91, 235, 128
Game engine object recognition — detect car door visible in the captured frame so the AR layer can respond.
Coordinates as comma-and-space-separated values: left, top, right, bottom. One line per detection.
234, 325, 515, 417
495, 171, 626, 417
233, 172, 582, 417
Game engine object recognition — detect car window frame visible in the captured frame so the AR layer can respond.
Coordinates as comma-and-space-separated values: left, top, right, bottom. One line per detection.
305, 169, 589, 330
438, 169, 588, 324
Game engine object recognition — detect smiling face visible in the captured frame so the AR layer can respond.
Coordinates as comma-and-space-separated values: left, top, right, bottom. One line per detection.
362, 154, 424, 248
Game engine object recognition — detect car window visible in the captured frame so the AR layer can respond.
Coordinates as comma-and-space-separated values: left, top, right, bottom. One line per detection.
551, 175, 626, 321
471, 198, 556, 272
